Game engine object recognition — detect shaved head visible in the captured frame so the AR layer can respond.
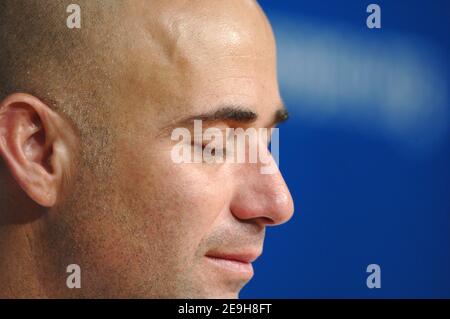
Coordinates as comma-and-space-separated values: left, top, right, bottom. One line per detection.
0, 0, 294, 298
0, 0, 273, 165
0, 0, 120, 121
0, 1, 134, 183
0, 0, 271, 133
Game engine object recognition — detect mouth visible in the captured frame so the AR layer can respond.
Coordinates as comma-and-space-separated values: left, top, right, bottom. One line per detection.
204, 251, 260, 279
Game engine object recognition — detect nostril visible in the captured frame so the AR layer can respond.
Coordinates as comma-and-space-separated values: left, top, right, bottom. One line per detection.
260, 216, 276, 226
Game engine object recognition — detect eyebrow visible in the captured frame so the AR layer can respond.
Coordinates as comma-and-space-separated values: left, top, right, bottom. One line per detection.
171, 104, 289, 127
158, 104, 289, 137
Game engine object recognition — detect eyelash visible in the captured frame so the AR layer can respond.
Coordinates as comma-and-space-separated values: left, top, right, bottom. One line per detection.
189, 130, 274, 164
192, 142, 226, 156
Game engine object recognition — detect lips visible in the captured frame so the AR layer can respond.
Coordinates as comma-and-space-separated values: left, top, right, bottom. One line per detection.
205, 251, 260, 264
204, 250, 261, 278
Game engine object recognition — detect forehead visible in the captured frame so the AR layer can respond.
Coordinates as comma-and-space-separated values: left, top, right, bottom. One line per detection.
119, 0, 280, 126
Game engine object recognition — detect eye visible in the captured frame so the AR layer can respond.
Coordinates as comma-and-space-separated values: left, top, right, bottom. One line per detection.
190, 140, 227, 163
202, 143, 226, 157
205, 144, 216, 156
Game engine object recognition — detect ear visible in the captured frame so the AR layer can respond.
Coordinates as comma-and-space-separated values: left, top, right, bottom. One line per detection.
0, 93, 78, 207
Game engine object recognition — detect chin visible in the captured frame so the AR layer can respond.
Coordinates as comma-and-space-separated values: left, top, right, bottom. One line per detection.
222, 292, 240, 299
203, 291, 239, 299
180, 286, 240, 299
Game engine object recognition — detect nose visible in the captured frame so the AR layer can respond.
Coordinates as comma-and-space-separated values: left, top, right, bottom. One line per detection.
230, 154, 294, 226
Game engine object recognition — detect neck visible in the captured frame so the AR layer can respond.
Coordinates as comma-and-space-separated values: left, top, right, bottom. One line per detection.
0, 225, 48, 298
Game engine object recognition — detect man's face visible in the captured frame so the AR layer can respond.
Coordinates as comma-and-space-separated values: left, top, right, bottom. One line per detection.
46, 0, 294, 298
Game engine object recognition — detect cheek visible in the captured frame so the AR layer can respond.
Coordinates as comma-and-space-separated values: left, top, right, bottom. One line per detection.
115, 140, 233, 258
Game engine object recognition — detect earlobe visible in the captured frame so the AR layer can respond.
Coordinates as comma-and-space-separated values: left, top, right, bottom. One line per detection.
0, 93, 74, 208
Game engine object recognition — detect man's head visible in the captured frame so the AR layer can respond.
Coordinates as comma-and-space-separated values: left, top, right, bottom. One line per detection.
0, 0, 294, 298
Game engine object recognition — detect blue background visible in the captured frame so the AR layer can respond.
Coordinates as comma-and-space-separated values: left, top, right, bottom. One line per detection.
241, 0, 450, 298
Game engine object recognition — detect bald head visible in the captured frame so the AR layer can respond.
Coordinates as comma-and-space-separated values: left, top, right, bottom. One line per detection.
0, 1, 124, 134
0, 0, 273, 129
0, 1, 293, 298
